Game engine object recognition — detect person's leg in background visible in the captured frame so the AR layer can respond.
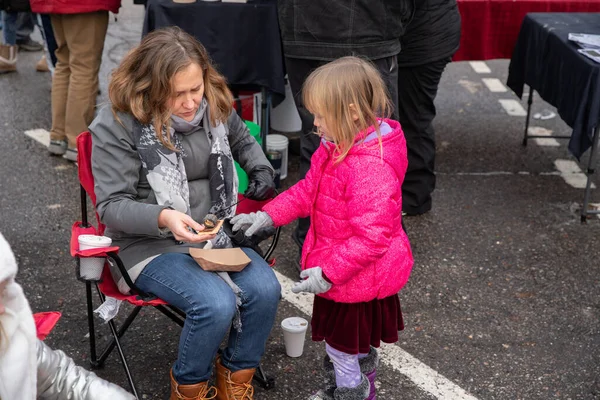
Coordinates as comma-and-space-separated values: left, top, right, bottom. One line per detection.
285, 57, 325, 270
15, 12, 43, 52
40, 14, 56, 67
49, 11, 109, 160
48, 13, 69, 155
35, 14, 55, 73
371, 55, 399, 121
0, 11, 18, 73
397, 57, 452, 216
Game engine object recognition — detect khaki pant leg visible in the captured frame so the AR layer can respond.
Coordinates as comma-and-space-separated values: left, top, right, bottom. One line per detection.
61, 11, 109, 148
50, 14, 69, 142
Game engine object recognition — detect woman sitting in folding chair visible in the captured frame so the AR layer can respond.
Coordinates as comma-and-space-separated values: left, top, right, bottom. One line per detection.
88, 27, 281, 400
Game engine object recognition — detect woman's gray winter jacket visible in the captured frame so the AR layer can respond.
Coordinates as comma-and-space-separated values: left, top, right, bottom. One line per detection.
89, 106, 272, 293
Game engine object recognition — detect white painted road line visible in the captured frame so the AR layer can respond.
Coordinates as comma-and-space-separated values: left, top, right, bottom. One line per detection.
529, 127, 561, 147
554, 159, 596, 189
469, 61, 491, 74
275, 270, 480, 400
379, 343, 479, 400
482, 78, 507, 93
24, 128, 50, 147
499, 99, 527, 116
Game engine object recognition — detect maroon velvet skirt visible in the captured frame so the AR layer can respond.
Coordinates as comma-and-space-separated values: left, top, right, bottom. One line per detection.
311, 294, 404, 354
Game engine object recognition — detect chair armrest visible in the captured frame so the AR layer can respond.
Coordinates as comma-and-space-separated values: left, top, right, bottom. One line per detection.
75, 246, 120, 258
106, 251, 153, 300
33, 312, 62, 341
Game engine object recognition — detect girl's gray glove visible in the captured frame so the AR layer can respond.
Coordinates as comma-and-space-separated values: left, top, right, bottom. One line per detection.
230, 211, 274, 237
291, 267, 332, 294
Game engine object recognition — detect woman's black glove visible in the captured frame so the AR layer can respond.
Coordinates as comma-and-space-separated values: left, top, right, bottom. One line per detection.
223, 218, 276, 258
244, 166, 275, 201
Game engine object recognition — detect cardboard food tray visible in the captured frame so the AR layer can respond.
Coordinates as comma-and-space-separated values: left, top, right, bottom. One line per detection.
189, 247, 251, 272
200, 219, 224, 235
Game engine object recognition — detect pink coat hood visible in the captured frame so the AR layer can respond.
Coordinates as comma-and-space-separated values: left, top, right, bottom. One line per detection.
264, 119, 413, 303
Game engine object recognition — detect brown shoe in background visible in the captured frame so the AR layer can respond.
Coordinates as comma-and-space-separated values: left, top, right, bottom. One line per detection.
169, 369, 217, 400
215, 356, 255, 400
36, 56, 49, 72
0, 44, 18, 74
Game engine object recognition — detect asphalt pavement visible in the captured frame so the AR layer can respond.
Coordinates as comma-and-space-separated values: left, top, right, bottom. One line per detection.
0, 2, 599, 399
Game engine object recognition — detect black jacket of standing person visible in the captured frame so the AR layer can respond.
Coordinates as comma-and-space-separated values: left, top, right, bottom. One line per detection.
277, 0, 413, 61
398, 0, 461, 67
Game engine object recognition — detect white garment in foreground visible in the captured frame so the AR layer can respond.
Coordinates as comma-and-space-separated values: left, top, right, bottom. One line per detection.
0, 232, 38, 400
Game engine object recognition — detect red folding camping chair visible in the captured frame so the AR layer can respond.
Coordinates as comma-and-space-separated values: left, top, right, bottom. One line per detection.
70, 131, 280, 398
34, 311, 62, 341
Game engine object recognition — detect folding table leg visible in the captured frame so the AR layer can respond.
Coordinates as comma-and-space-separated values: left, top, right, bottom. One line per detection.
581, 125, 600, 223
522, 86, 534, 146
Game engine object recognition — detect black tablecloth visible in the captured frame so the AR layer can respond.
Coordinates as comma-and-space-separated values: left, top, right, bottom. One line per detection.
507, 13, 600, 159
143, 0, 285, 105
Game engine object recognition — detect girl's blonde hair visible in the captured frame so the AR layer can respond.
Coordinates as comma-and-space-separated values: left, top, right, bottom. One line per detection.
109, 27, 233, 150
302, 56, 392, 163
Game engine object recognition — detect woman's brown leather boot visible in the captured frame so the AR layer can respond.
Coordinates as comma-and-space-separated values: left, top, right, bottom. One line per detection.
170, 369, 217, 400
215, 356, 255, 400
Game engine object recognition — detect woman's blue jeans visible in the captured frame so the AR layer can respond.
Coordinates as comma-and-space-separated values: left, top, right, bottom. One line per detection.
135, 248, 281, 384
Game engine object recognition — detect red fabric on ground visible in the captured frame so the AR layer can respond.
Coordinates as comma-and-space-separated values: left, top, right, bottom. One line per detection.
455, 0, 600, 61
34, 312, 62, 340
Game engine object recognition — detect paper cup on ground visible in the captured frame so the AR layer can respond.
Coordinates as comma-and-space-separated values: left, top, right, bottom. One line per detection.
281, 317, 308, 357
78, 235, 112, 280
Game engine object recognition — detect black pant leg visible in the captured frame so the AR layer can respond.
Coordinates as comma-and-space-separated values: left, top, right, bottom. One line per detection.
285, 57, 324, 249
372, 55, 400, 121
397, 57, 451, 215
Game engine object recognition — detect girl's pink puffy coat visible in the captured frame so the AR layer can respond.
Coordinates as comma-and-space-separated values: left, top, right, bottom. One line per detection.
263, 119, 413, 303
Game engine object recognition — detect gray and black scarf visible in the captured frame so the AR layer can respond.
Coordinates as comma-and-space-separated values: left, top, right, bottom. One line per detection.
132, 99, 244, 330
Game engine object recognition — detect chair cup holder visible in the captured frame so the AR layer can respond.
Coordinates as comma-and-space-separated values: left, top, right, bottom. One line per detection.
77, 257, 105, 282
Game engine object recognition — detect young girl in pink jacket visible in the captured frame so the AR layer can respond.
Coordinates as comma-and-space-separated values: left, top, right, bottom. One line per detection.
231, 56, 414, 400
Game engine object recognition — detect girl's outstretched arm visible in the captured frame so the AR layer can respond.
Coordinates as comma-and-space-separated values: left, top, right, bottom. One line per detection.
262, 145, 325, 226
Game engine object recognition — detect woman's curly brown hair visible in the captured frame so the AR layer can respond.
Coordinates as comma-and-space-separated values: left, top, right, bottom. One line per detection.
108, 26, 233, 150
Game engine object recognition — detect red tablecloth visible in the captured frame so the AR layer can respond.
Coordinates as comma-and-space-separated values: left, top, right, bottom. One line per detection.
454, 0, 600, 61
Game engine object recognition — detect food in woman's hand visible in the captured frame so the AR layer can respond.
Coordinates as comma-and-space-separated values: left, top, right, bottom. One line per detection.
203, 214, 218, 229
200, 214, 223, 234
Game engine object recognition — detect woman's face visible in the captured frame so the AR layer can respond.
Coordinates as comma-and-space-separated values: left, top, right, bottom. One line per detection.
170, 62, 205, 122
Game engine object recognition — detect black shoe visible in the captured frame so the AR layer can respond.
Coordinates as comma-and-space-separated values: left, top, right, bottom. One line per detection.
17, 37, 43, 52
402, 205, 431, 217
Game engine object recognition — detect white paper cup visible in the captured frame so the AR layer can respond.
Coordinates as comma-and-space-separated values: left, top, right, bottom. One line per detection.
78, 235, 112, 280
281, 317, 308, 357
